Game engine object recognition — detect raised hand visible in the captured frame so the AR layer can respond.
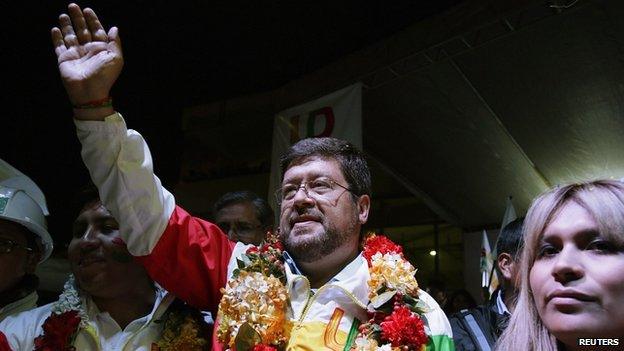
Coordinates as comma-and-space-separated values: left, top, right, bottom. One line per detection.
51, 3, 123, 118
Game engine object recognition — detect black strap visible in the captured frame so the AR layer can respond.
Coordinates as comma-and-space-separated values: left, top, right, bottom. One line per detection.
458, 309, 493, 351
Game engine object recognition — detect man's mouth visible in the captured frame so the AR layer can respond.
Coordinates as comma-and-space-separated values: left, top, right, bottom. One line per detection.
292, 214, 321, 225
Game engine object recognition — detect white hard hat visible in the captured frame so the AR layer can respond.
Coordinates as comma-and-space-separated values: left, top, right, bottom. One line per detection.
0, 159, 53, 261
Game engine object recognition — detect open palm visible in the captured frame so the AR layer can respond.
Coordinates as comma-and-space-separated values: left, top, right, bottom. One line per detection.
52, 4, 123, 105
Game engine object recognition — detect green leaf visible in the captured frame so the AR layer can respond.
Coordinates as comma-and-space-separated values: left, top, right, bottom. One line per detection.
234, 322, 262, 351
370, 290, 396, 309
412, 299, 430, 313
403, 294, 417, 305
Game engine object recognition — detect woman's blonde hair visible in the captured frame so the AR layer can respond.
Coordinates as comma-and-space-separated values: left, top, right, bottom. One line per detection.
496, 180, 624, 350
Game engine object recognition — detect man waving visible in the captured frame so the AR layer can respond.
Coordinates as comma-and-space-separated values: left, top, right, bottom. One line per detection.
46, 4, 454, 350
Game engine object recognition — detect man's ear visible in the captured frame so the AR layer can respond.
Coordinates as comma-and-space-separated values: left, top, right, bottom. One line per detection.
357, 194, 370, 225
497, 252, 514, 281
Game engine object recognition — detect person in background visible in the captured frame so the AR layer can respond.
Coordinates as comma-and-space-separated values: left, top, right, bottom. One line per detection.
450, 218, 524, 350
0, 187, 211, 350
498, 180, 624, 350
0, 159, 53, 321
213, 190, 273, 246
446, 289, 478, 315
427, 278, 449, 313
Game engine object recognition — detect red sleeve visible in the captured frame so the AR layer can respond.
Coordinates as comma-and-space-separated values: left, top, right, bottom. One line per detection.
0, 332, 11, 351
135, 206, 236, 315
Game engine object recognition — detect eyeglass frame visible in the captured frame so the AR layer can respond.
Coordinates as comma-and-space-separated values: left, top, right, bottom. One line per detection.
274, 177, 353, 206
0, 238, 34, 254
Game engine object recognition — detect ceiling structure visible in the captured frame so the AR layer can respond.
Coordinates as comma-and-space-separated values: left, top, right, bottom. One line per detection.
176, 0, 624, 230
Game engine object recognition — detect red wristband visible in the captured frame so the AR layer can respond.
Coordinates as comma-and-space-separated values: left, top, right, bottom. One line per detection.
72, 96, 113, 109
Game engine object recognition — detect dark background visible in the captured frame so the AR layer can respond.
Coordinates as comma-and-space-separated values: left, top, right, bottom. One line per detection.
1, 1, 462, 251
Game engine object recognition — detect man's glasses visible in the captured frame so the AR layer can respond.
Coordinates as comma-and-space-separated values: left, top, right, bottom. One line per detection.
0, 238, 33, 254
275, 177, 351, 205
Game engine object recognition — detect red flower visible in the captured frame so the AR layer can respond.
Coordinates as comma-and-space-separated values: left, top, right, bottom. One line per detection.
34, 311, 81, 351
362, 235, 403, 263
272, 241, 284, 252
246, 246, 259, 254
251, 344, 277, 351
380, 306, 428, 349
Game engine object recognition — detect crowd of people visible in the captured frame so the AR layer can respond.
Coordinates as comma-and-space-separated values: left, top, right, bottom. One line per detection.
0, 3, 623, 351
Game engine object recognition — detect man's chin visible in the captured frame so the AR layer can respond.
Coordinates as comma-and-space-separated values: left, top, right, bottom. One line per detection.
283, 234, 327, 263
75, 272, 109, 293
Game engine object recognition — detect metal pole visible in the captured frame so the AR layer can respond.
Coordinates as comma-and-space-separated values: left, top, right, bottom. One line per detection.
434, 223, 440, 275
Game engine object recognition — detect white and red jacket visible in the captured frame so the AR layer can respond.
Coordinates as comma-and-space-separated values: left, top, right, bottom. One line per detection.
0, 114, 454, 350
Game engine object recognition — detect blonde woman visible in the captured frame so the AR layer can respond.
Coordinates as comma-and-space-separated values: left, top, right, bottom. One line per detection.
497, 180, 624, 350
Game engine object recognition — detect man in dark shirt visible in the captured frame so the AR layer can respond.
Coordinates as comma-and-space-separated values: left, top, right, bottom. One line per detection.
450, 218, 524, 351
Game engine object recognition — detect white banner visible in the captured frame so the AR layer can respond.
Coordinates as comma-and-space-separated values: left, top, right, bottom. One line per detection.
268, 83, 362, 212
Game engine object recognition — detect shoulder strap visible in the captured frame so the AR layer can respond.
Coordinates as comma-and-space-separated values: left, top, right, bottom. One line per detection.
458, 309, 492, 351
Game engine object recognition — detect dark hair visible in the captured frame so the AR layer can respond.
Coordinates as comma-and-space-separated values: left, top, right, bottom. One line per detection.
213, 191, 274, 228
496, 217, 525, 260
71, 183, 102, 217
447, 289, 478, 314
279, 137, 371, 198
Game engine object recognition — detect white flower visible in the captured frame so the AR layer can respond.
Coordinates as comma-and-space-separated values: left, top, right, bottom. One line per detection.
51, 275, 88, 327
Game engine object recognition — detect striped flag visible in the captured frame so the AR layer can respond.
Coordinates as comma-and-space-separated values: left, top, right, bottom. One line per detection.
480, 230, 496, 293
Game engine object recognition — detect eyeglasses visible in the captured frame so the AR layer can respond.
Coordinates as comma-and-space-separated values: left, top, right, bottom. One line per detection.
0, 238, 33, 254
275, 177, 352, 205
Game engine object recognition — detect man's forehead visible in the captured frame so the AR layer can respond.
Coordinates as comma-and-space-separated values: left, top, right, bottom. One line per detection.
76, 202, 114, 221
283, 156, 344, 182
216, 201, 257, 221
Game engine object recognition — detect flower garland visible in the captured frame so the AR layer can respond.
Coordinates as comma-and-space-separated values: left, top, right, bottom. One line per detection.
33, 276, 86, 351
217, 233, 428, 351
33, 275, 210, 351
217, 235, 288, 351
155, 299, 211, 350
353, 234, 428, 351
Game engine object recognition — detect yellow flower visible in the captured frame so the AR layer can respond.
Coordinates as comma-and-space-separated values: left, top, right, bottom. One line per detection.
368, 252, 419, 300
217, 271, 289, 348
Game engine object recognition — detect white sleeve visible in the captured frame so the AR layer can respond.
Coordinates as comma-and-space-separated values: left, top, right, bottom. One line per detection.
0, 304, 50, 351
74, 113, 175, 256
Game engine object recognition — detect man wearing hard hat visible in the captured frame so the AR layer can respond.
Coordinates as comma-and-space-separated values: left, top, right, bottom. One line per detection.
0, 159, 53, 321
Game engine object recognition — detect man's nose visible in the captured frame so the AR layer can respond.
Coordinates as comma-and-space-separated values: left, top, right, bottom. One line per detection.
292, 184, 314, 208
79, 225, 100, 249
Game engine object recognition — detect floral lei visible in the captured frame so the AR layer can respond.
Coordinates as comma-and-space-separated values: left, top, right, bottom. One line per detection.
217, 233, 429, 351
33, 275, 210, 351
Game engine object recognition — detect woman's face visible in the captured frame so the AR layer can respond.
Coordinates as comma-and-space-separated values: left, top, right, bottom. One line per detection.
530, 201, 624, 346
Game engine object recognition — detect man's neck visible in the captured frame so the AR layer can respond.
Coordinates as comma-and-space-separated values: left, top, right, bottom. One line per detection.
0, 275, 38, 309
91, 282, 156, 329
500, 285, 517, 313
297, 248, 360, 289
